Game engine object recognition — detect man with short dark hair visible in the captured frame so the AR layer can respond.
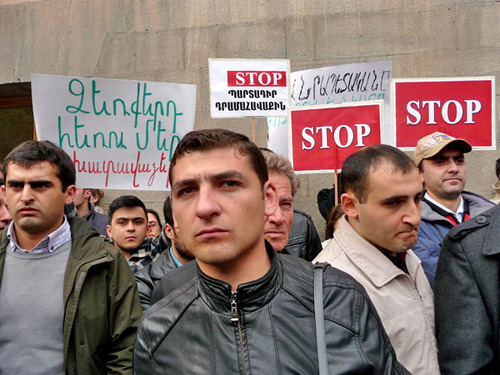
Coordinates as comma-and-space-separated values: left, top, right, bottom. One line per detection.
314, 144, 438, 374
107, 195, 159, 272
0, 140, 141, 374
73, 187, 108, 235
135, 195, 193, 310
413, 132, 494, 288
134, 129, 407, 374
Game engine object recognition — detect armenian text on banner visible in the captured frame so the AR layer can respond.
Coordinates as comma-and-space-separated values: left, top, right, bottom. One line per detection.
209, 58, 290, 118
268, 60, 392, 156
290, 101, 384, 173
32, 73, 197, 190
391, 77, 496, 150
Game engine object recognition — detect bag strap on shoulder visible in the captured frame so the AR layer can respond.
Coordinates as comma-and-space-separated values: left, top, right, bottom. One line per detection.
314, 262, 330, 375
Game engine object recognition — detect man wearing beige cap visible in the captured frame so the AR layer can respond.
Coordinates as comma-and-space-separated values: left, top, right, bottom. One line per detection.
413, 131, 494, 288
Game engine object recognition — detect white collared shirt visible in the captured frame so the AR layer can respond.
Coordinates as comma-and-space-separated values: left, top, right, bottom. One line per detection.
424, 193, 465, 223
6, 216, 72, 254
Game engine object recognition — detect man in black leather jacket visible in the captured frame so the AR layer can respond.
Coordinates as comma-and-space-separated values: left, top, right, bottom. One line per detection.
134, 129, 409, 374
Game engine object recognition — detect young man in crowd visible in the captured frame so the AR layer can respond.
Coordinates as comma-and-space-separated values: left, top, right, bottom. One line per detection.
146, 208, 162, 238
314, 144, 439, 374
412, 132, 494, 288
107, 195, 159, 272
134, 129, 408, 374
135, 195, 193, 310
0, 140, 141, 374
72, 187, 108, 235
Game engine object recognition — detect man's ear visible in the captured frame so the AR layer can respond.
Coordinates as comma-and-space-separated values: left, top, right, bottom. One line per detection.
106, 225, 112, 239
263, 180, 278, 217
83, 189, 92, 199
165, 223, 175, 240
64, 185, 77, 205
341, 191, 359, 220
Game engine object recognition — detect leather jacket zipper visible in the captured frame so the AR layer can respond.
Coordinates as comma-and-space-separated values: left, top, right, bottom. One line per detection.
231, 290, 247, 375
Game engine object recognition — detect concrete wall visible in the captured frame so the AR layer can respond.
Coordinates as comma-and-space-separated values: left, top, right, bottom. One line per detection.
1, 0, 499, 237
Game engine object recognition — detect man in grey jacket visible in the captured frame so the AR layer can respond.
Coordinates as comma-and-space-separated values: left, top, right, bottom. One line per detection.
435, 204, 500, 374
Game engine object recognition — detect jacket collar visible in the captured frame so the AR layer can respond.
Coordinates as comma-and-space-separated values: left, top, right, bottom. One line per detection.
197, 242, 282, 314
481, 205, 500, 256
334, 217, 418, 287
421, 190, 493, 221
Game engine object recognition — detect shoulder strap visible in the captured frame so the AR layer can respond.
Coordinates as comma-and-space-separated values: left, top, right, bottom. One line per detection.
314, 262, 330, 375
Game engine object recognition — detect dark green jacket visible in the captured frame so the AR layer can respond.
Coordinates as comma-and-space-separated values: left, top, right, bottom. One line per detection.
0, 217, 142, 374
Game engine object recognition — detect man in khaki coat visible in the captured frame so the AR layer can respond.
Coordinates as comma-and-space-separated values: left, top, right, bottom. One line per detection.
314, 144, 439, 375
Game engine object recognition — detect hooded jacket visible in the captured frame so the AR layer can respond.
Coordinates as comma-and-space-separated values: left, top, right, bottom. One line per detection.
0, 217, 142, 374
135, 243, 409, 374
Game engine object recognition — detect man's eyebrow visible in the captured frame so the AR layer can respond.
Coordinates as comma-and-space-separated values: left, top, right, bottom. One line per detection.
172, 178, 197, 191
115, 216, 145, 221
173, 170, 249, 190
6, 179, 53, 185
210, 170, 248, 184
381, 190, 424, 203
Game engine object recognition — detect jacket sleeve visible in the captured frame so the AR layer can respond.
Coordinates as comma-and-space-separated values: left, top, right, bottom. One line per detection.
306, 217, 323, 261
106, 253, 143, 374
134, 324, 154, 375
135, 263, 156, 311
412, 220, 444, 289
355, 292, 411, 374
435, 235, 494, 374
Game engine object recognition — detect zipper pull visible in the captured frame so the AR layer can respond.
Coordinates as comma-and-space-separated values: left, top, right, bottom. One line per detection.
230, 290, 239, 324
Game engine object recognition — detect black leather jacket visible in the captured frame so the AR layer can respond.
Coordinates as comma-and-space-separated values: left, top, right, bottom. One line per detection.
282, 209, 322, 261
135, 244, 409, 374
135, 230, 186, 311
135, 245, 178, 311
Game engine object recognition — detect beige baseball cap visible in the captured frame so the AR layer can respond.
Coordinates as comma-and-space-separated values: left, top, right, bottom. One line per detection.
414, 132, 472, 166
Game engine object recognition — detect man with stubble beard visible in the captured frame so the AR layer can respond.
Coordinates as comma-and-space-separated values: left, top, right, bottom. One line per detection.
314, 144, 439, 375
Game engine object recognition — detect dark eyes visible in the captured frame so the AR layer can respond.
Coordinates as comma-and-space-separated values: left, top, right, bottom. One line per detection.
8, 181, 51, 189
30, 181, 51, 189
177, 187, 195, 196
221, 180, 238, 188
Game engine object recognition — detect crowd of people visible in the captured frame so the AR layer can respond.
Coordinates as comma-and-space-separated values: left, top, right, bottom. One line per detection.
0, 129, 499, 374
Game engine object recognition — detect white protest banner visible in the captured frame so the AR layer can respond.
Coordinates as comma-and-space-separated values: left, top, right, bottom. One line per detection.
32, 73, 197, 190
209, 58, 290, 118
268, 60, 392, 156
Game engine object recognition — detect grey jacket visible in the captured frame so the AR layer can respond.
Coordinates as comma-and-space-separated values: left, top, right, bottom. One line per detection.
435, 204, 500, 374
